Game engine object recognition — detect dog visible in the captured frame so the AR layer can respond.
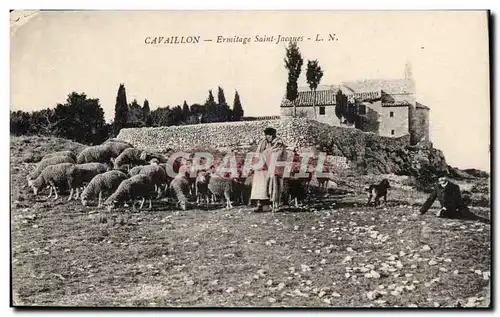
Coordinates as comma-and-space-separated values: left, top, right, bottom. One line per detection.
365, 179, 391, 207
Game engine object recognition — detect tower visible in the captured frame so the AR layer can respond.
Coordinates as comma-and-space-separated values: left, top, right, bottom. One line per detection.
404, 60, 412, 80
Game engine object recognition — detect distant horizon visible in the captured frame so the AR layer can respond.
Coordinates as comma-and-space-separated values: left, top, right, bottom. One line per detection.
10, 11, 490, 172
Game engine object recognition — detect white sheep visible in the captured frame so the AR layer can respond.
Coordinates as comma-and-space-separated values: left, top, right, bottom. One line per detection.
112, 148, 149, 170
41, 150, 77, 162
136, 163, 167, 198
80, 170, 129, 207
104, 174, 156, 211
207, 172, 234, 210
68, 163, 109, 199
128, 165, 144, 177
30, 163, 78, 200
76, 144, 116, 165
27, 155, 76, 186
169, 173, 190, 210
103, 140, 133, 157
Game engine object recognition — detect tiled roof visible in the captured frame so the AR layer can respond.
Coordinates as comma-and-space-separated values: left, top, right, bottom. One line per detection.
281, 89, 338, 107
297, 85, 339, 92
282, 78, 418, 108
381, 93, 412, 107
342, 78, 415, 95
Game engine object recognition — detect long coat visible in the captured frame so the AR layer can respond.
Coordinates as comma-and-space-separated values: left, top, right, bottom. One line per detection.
250, 137, 286, 201
419, 181, 469, 218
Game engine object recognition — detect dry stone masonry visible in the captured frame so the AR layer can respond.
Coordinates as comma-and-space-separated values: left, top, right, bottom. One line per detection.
117, 117, 448, 176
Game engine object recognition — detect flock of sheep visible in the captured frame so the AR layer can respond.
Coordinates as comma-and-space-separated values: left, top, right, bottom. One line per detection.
24, 139, 269, 211
25, 138, 334, 212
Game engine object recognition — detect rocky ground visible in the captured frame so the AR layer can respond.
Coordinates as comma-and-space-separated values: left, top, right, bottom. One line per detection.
10, 136, 491, 307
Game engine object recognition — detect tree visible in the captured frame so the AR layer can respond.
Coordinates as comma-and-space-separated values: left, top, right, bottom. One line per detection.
10, 110, 31, 135
216, 86, 231, 122
143, 99, 152, 126
149, 106, 171, 127
182, 100, 191, 123
54, 92, 108, 144
190, 103, 206, 123
284, 41, 304, 117
344, 101, 358, 125
232, 90, 244, 121
306, 59, 324, 120
113, 83, 129, 136
335, 90, 348, 124
127, 99, 143, 127
169, 105, 183, 125
204, 90, 217, 123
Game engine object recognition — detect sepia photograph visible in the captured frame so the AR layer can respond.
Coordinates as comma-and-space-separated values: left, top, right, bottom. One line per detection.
10, 10, 491, 308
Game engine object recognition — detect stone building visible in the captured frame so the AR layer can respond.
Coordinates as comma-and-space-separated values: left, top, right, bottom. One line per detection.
280, 63, 430, 145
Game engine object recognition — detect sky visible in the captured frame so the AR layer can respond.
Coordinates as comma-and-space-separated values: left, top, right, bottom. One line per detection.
10, 10, 490, 171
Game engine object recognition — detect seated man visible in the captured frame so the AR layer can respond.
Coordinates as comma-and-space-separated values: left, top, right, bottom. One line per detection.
419, 175, 477, 219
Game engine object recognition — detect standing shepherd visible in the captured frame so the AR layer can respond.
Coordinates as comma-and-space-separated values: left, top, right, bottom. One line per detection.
250, 127, 287, 212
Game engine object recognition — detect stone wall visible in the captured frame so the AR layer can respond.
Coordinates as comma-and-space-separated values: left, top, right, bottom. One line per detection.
117, 117, 334, 153
281, 105, 343, 127
378, 105, 409, 138
116, 117, 448, 176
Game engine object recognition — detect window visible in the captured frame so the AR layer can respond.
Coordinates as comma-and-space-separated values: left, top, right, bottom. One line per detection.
390, 111, 394, 117
391, 130, 395, 135
319, 106, 325, 115
358, 104, 366, 115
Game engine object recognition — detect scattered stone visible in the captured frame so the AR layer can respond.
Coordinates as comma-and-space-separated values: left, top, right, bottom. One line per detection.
301, 264, 311, 272
366, 291, 382, 300
421, 245, 431, 251
267, 297, 276, 303
266, 280, 273, 286
226, 287, 235, 293
405, 285, 416, 291
332, 292, 341, 297
323, 298, 332, 305
428, 260, 437, 266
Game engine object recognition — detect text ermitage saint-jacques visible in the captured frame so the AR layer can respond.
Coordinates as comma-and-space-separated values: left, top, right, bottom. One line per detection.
144, 34, 339, 45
